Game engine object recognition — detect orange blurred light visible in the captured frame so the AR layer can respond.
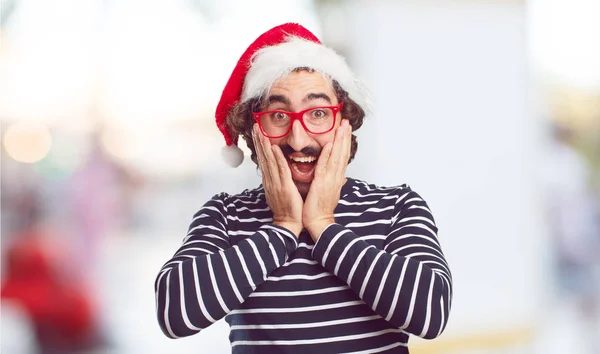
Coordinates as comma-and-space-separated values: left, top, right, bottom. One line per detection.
3, 122, 52, 163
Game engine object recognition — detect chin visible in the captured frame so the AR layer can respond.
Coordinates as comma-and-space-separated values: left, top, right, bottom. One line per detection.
294, 181, 311, 200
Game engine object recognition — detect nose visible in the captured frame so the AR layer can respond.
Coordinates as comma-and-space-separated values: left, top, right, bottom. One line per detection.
286, 120, 311, 152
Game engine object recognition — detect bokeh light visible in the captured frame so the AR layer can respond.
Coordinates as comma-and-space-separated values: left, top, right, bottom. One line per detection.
3, 122, 53, 163
32, 134, 89, 181
100, 125, 146, 161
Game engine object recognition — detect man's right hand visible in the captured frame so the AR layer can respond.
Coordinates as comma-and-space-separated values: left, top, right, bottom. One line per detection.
252, 124, 303, 237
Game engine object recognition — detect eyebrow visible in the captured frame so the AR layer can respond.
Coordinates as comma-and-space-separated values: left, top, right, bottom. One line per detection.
265, 92, 333, 107
305, 93, 332, 104
266, 95, 290, 105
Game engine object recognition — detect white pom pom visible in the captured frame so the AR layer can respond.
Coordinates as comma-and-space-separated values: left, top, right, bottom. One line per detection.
221, 145, 244, 167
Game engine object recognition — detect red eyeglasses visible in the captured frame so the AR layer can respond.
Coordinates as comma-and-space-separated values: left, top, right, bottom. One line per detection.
253, 103, 343, 138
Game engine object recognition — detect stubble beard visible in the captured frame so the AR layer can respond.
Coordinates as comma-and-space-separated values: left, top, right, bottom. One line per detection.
295, 181, 311, 201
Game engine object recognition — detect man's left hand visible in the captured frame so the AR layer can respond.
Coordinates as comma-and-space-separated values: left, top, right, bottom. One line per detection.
303, 119, 352, 241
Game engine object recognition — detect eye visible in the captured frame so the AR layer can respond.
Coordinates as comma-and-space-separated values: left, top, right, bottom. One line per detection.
311, 109, 326, 119
274, 112, 288, 120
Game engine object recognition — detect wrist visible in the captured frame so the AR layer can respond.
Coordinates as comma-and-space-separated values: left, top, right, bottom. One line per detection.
305, 218, 336, 241
273, 221, 302, 237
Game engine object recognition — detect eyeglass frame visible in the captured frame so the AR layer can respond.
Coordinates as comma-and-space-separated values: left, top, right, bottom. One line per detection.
252, 102, 344, 139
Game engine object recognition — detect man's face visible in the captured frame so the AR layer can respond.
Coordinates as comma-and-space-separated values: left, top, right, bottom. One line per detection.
262, 70, 342, 197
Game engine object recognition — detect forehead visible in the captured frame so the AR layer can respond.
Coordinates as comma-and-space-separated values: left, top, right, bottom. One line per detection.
269, 70, 334, 97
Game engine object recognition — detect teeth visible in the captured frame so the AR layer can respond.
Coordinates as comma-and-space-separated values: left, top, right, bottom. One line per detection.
289, 156, 316, 163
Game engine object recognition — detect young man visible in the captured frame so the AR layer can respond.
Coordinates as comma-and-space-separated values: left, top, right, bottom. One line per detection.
155, 23, 452, 353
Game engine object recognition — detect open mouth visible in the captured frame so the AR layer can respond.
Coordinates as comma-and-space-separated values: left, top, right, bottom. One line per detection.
288, 155, 317, 183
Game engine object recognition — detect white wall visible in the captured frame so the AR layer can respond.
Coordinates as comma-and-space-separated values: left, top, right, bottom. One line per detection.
346, 0, 550, 341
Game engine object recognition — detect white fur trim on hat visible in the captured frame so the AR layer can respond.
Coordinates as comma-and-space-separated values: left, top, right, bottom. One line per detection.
221, 144, 244, 167
241, 36, 371, 111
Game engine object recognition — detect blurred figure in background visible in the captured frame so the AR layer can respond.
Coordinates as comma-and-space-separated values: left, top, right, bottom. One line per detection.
1, 126, 140, 353
67, 131, 143, 277
1, 223, 108, 354
543, 122, 600, 353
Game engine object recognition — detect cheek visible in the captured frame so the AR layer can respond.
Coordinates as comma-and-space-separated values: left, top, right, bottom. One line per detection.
315, 134, 335, 149
269, 137, 284, 146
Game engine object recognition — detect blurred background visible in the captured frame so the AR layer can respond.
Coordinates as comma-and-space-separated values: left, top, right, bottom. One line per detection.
1, 0, 599, 353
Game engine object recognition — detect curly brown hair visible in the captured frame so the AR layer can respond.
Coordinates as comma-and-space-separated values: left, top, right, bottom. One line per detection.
225, 78, 366, 166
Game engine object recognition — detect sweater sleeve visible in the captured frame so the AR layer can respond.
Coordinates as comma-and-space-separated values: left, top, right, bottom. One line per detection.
311, 189, 452, 339
154, 193, 298, 339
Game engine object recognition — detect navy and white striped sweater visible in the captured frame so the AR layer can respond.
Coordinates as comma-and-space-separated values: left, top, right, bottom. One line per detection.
155, 178, 452, 353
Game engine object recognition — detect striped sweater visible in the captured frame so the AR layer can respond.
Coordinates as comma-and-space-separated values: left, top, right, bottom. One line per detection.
155, 178, 452, 353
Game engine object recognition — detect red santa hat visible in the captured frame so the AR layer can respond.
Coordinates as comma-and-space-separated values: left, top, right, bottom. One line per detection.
216, 23, 369, 167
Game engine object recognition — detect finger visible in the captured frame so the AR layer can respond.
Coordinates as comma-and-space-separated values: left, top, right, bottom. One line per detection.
341, 120, 352, 168
314, 142, 333, 178
328, 122, 347, 173
258, 129, 281, 185
253, 125, 275, 188
252, 125, 267, 172
271, 145, 293, 182
332, 120, 351, 181
337, 124, 352, 180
